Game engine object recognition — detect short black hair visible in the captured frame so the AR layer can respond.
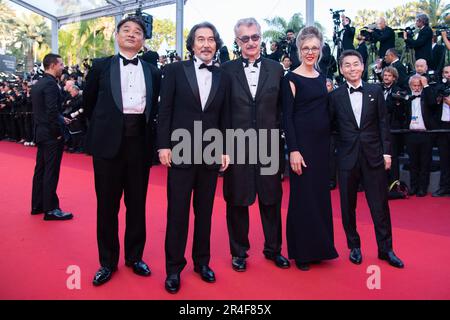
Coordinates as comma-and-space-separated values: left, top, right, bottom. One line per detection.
43, 53, 62, 70
117, 16, 147, 36
286, 29, 295, 34
386, 48, 398, 57
186, 22, 223, 55
339, 50, 363, 67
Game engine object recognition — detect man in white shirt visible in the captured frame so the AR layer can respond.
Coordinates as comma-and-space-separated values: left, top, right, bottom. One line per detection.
84, 16, 161, 286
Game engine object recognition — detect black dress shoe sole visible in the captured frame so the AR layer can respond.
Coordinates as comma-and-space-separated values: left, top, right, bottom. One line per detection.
44, 214, 73, 221
125, 262, 151, 276
349, 258, 362, 265
31, 210, 44, 215
165, 286, 180, 294
194, 269, 216, 283
232, 264, 246, 272
264, 256, 290, 269
378, 256, 404, 268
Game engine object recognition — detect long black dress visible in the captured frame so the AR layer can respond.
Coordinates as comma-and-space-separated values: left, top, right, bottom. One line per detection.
282, 72, 339, 264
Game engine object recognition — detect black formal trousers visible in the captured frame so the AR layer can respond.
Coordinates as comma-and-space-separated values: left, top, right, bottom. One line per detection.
406, 132, 432, 191
338, 151, 393, 253
437, 122, 450, 191
226, 200, 282, 259
31, 139, 64, 212
165, 165, 219, 275
93, 135, 149, 269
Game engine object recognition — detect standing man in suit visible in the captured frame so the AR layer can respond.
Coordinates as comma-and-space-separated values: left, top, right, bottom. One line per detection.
83, 16, 161, 286
431, 35, 446, 78
31, 53, 73, 221
369, 17, 396, 59
222, 17, 290, 273
329, 50, 404, 269
404, 14, 433, 66
384, 49, 409, 90
157, 22, 231, 294
356, 33, 368, 81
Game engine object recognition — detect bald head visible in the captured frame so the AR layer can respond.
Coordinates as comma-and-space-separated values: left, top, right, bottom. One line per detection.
415, 59, 428, 75
376, 17, 386, 29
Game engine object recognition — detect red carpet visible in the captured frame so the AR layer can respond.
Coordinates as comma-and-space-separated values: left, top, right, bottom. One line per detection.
1, 140, 449, 300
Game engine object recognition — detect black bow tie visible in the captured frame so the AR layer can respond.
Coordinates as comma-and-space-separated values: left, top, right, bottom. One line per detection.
349, 86, 364, 94
383, 85, 392, 92
199, 63, 214, 72
120, 54, 139, 66
410, 95, 421, 101
243, 56, 262, 68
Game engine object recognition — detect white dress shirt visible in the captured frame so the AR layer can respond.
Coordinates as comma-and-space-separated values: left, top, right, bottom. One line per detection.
119, 52, 146, 114
243, 56, 261, 99
347, 81, 363, 128
193, 56, 213, 110
410, 93, 427, 130
442, 102, 450, 122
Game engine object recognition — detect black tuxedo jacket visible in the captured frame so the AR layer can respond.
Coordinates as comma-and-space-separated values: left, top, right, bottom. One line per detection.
329, 82, 391, 171
431, 44, 446, 75
221, 57, 283, 206
335, 24, 356, 51
405, 26, 433, 64
31, 73, 64, 143
380, 84, 407, 129
83, 55, 161, 163
390, 60, 409, 90
156, 60, 231, 170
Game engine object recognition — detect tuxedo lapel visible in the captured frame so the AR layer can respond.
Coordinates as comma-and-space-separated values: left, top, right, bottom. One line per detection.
255, 59, 269, 102
360, 83, 370, 127
235, 58, 254, 101
204, 67, 221, 112
183, 60, 201, 109
110, 55, 123, 113
140, 59, 153, 122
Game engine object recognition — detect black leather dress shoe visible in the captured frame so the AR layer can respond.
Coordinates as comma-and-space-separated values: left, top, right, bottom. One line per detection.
432, 189, 450, 197
231, 257, 246, 272
125, 260, 151, 276
31, 208, 44, 215
295, 260, 310, 271
349, 248, 362, 265
378, 251, 404, 268
93, 266, 116, 286
265, 254, 291, 269
416, 189, 427, 197
194, 265, 216, 283
165, 274, 180, 294
44, 208, 73, 221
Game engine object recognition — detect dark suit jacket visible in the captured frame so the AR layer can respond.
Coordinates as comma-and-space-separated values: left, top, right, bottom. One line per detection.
390, 60, 410, 90
31, 73, 64, 143
83, 55, 161, 163
405, 26, 433, 64
329, 82, 391, 170
335, 24, 356, 51
431, 44, 446, 75
373, 26, 396, 58
221, 57, 283, 206
381, 84, 407, 129
141, 50, 159, 67
156, 60, 231, 170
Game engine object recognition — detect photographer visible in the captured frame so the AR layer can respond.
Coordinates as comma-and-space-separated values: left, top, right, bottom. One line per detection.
367, 17, 396, 59
381, 67, 407, 185
441, 31, 450, 51
431, 35, 446, 78
356, 33, 369, 81
404, 14, 433, 66
380, 49, 409, 89
333, 14, 355, 56
285, 29, 300, 69
431, 65, 450, 197
267, 41, 283, 62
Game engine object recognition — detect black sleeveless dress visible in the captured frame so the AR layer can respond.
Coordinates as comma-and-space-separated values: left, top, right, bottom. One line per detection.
282, 72, 339, 263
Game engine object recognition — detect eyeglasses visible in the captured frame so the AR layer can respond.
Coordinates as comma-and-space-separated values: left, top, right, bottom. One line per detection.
301, 47, 320, 54
236, 34, 261, 43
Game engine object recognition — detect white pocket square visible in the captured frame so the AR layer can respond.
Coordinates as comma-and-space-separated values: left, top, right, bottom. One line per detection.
370, 98, 375, 102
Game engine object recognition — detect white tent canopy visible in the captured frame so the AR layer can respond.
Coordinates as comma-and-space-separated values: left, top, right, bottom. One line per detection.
9, 0, 314, 58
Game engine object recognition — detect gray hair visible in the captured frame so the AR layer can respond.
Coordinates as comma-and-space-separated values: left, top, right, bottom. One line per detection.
296, 26, 324, 68
409, 74, 423, 87
234, 18, 262, 37
416, 13, 429, 26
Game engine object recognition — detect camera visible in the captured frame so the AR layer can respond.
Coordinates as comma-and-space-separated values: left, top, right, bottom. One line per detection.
166, 50, 178, 63
433, 24, 450, 40
437, 80, 450, 98
360, 24, 377, 42
330, 9, 345, 26
404, 26, 416, 38
391, 91, 411, 101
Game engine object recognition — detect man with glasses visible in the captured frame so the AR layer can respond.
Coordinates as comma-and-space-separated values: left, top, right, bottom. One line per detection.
222, 17, 290, 273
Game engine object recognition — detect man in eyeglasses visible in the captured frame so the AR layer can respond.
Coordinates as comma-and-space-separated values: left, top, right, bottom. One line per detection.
222, 17, 290, 273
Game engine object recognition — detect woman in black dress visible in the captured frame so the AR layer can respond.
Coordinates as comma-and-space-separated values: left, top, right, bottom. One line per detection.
282, 26, 338, 271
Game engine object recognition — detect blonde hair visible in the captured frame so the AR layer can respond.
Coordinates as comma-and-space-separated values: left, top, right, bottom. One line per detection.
296, 26, 323, 69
